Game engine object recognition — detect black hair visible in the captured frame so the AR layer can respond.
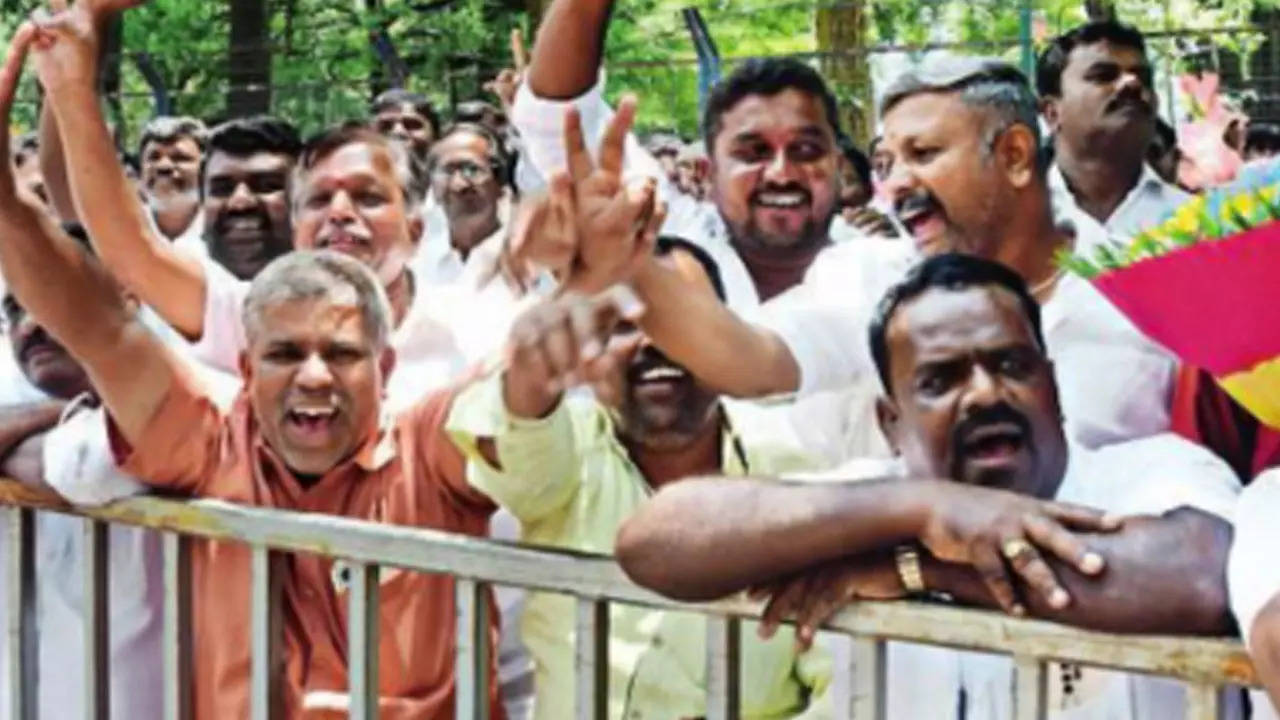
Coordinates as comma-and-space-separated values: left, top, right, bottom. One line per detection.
702, 57, 844, 152
838, 136, 872, 187
1152, 117, 1177, 149
370, 89, 442, 138
429, 121, 514, 191
869, 254, 1046, 394
454, 100, 502, 125
199, 116, 302, 190
655, 236, 725, 302
1036, 20, 1148, 98
1246, 123, 1280, 156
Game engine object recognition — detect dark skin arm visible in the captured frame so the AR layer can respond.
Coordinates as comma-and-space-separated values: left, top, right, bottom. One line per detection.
755, 507, 1232, 649
615, 477, 1115, 615
1248, 593, 1280, 712
526, 0, 613, 100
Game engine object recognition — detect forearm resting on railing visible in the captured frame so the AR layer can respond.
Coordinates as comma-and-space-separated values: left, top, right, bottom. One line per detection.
0, 401, 64, 459
924, 507, 1234, 636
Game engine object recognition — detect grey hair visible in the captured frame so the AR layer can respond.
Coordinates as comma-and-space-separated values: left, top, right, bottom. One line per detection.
242, 250, 392, 349
881, 56, 1043, 168
290, 123, 424, 217
138, 116, 209, 155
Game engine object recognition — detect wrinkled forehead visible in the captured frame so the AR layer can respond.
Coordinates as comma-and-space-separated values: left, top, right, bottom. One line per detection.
888, 286, 1039, 368
250, 294, 373, 346
881, 91, 984, 146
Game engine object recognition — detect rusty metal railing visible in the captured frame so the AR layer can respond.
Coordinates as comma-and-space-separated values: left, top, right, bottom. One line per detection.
0, 480, 1259, 720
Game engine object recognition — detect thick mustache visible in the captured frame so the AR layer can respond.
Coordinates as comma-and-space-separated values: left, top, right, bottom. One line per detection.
951, 402, 1032, 455
1107, 92, 1151, 114
19, 328, 62, 363
894, 191, 939, 218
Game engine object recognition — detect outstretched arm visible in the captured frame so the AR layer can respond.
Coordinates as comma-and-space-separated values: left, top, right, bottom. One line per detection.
526, 0, 612, 99
0, 22, 180, 446
31, 3, 207, 339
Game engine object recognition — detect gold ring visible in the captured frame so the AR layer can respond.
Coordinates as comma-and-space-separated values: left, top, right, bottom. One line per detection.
1001, 538, 1032, 561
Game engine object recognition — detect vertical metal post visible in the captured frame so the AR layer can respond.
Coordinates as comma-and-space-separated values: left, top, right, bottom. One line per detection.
574, 598, 609, 720
347, 563, 381, 720
705, 617, 741, 720
7, 508, 37, 720
83, 519, 110, 720
454, 578, 491, 720
163, 533, 192, 720
852, 637, 887, 720
251, 546, 284, 720
1013, 656, 1047, 720
1184, 683, 1222, 720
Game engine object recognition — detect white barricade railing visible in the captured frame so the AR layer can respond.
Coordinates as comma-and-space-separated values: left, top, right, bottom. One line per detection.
0, 481, 1259, 720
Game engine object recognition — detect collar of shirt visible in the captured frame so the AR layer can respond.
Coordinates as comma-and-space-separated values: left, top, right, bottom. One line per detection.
1049, 161, 1189, 239
587, 400, 753, 479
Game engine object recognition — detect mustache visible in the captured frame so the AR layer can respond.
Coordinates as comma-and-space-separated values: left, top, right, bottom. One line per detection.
626, 346, 683, 383
894, 189, 940, 219
1107, 90, 1152, 115
18, 325, 64, 363
950, 402, 1033, 457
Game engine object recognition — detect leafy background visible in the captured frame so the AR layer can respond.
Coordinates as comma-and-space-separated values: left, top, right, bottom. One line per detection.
2, 0, 1279, 145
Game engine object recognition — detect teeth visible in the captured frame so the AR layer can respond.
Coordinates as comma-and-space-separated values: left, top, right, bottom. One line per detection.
640, 367, 684, 382
756, 193, 806, 208
292, 408, 336, 419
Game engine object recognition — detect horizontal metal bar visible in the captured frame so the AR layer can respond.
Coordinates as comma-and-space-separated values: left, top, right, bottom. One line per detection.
84, 519, 110, 720
0, 481, 1258, 688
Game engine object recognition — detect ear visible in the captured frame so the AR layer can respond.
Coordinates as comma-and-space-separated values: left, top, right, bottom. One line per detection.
238, 350, 253, 386
408, 214, 424, 248
1039, 96, 1061, 134
379, 347, 397, 393
997, 124, 1039, 190
875, 395, 904, 456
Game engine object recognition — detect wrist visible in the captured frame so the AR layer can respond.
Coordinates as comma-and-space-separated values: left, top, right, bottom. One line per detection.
501, 369, 561, 420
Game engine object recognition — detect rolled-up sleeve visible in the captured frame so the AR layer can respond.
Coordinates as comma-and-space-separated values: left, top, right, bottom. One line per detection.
446, 373, 582, 523
106, 363, 227, 497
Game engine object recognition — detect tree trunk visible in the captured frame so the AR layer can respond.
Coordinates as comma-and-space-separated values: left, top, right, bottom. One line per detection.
815, 0, 872, 146
226, 0, 271, 118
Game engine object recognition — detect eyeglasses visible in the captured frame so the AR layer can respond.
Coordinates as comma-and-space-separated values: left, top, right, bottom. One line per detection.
432, 160, 494, 184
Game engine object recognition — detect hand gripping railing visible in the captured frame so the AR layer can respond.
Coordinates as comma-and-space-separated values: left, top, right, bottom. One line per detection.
0, 480, 1259, 720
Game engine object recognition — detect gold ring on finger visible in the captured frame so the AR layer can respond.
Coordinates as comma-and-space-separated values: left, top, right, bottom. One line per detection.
1001, 538, 1033, 561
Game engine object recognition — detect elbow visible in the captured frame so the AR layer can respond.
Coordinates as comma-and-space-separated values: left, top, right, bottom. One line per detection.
615, 514, 713, 602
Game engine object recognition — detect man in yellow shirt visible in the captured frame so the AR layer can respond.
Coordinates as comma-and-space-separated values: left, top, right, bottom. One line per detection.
448, 237, 832, 719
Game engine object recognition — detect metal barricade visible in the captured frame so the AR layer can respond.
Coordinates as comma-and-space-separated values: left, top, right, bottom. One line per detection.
0, 481, 1259, 720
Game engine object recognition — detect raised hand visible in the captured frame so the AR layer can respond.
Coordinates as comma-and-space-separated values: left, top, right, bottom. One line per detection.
0, 23, 41, 211
918, 482, 1120, 616
559, 95, 667, 294
27, 1, 100, 97
502, 285, 645, 418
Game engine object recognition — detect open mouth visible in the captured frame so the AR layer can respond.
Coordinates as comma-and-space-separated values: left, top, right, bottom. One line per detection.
959, 423, 1027, 465
284, 406, 341, 446
21, 342, 65, 367
320, 232, 372, 255
753, 190, 810, 210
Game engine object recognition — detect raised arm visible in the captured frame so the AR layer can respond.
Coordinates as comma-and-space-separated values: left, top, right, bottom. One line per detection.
526, 0, 612, 99
31, 4, 207, 339
36, 100, 75, 222
0, 23, 179, 445
615, 476, 1114, 614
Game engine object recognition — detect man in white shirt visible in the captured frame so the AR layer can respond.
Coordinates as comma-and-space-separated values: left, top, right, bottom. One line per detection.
135, 115, 207, 241
0, 234, 163, 720
1036, 20, 1191, 239
617, 253, 1239, 720
1226, 472, 1280, 719
519, 53, 1175, 451
412, 122, 512, 288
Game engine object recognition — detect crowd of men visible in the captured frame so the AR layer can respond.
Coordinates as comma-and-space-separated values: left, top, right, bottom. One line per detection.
4, 0, 1280, 717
